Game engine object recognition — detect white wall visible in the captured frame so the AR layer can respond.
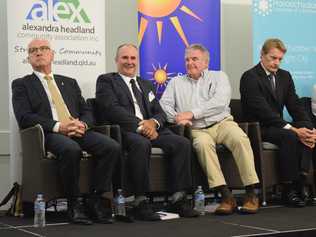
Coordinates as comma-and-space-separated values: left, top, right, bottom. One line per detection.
0, 0, 252, 209
222, 0, 252, 99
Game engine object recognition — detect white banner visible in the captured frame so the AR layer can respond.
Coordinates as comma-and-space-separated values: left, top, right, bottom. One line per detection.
7, 0, 106, 184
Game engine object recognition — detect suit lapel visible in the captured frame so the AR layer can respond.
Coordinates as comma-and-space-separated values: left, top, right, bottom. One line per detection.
137, 77, 151, 117
54, 75, 68, 102
116, 74, 134, 106
274, 72, 282, 103
256, 64, 278, 101
30, 73, 51, 107
54, 75, 74, 115
30, 73, 53, 118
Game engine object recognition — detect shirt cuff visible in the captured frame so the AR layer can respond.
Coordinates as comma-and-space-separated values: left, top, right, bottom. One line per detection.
191, 108, 203, 119
53, 122, 60, 133
82, 122, 88, 131
283, 123, 292, 129
150, 118, 160, 130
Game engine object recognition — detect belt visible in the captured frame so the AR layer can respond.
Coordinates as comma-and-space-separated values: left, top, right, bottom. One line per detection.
200, 123, 217, 129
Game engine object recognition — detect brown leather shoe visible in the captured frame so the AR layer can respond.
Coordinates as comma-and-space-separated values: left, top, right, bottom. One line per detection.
214, 197, 237, 215
240, 195, 259, 214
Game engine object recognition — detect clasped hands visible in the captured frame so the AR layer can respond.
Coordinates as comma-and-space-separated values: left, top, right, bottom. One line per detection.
175, 111, 194, 126
292, 127, 316, 149
59, 118, 86, 138
138, 119, 158, 140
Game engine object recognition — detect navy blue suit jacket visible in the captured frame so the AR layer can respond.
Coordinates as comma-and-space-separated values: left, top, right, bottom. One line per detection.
12, 73, 93, 132
240, 63, 312, 129
96, 72, 167, 133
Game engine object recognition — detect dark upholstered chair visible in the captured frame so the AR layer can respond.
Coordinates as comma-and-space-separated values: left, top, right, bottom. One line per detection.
189, 99, 283, 205
20, 123, 120, 205
87, 98, 186, 196
236, 99, 314, 205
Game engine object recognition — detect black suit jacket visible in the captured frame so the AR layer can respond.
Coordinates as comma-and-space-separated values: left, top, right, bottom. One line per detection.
240, 63, 312, 129
96, 72, 166, 133
300, 97, 316, 126
12, 73, 93, 132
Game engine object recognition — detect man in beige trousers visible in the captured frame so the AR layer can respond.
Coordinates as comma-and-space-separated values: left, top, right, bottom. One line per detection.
160, 44, 259, 215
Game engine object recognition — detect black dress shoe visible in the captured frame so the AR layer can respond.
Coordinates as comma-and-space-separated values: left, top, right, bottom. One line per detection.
86, 196, 114, 224
300, 186, 316, 206
68, 198, 93, 225
132, 200, 161, 221
167, 198, 199, 218
283, 190, 305, 208
308, 196, 316, 206
300, 185, 310, 203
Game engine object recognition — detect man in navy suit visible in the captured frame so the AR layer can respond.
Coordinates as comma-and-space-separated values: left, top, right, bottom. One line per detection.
96, 44, 198, 221
240, 38, 316, 207
12, 39, 120, 225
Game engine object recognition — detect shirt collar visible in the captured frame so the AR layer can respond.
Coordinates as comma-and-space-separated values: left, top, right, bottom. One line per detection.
186, 69, 208, 82
260, 62, 274, 77
119, 73, 137, 84
34, 71, 53, 81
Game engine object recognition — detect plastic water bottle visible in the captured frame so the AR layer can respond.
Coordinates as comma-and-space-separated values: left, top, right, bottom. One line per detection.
115, 189, 126, 216
194, 186, 205, 215
34, 193, 46, 227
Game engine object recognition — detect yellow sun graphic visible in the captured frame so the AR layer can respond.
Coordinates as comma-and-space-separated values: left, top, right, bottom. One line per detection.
148, 63, 175, 93
138, 0, 203, 46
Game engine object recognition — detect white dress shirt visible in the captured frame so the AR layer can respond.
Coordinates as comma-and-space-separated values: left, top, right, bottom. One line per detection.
34, 71, 63, 132
120, 74, 144, 120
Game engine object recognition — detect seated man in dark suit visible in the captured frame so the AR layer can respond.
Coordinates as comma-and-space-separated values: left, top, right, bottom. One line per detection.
300, 86, 316, 129
240, 38, 316, 207
300, 86, 316, 174
96, 43, 198, 221
12, 39, 120, 225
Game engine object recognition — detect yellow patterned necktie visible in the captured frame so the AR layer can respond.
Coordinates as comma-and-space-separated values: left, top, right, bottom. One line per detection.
44, 75, 71, 123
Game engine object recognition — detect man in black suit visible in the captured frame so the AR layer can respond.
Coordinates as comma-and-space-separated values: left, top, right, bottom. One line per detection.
12, 39, 120, 225
240, 38, 316, 207
96, 44, 198, 221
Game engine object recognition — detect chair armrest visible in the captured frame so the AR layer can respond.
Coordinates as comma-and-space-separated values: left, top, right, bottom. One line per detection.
237, 122, 248, 134
247, 122, 265, 175
20, 124, 46, 160
92, 124, 122, 145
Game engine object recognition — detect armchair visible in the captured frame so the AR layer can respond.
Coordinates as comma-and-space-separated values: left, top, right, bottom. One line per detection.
20, 123, 121, 204
88, 98, 186, 197
235, 99, 314, 205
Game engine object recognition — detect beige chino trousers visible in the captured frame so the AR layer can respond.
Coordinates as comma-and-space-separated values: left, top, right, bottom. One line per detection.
191, 116, 259, 188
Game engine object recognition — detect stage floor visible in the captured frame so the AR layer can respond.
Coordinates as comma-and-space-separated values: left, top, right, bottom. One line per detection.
1, 205, 316, 237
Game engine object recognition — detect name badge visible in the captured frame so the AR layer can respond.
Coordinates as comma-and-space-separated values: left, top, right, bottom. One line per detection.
148, 91, 155, 102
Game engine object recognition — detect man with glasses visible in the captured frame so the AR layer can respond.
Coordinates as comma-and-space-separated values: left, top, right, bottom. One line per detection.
240, 38, 316, 207
12, 39, 120, 225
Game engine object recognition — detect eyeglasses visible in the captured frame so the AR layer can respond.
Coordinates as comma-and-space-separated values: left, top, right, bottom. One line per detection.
28, 46, 51, 54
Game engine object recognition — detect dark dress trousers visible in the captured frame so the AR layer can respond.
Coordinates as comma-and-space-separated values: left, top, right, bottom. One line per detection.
240, 63, 313, 182
12, 73, 120, 198
96, 73, 192, 195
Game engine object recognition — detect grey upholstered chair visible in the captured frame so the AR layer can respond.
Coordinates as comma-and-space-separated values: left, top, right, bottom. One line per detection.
87, 98, 186, 197
20, 123, 120, 205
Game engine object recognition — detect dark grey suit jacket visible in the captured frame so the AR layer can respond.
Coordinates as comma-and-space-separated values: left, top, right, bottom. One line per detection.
12, 73, 93, 132
240, 63, 312, 129
96, 72, 166, 133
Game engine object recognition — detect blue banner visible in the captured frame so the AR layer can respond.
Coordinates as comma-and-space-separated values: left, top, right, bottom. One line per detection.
138, 0, 220, 98
253, 0, 316, 98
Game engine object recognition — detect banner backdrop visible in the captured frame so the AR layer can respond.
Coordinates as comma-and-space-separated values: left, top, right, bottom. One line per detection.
253, 0, 316, 98
7, 0, 106, 184
138, 0, 220, 98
